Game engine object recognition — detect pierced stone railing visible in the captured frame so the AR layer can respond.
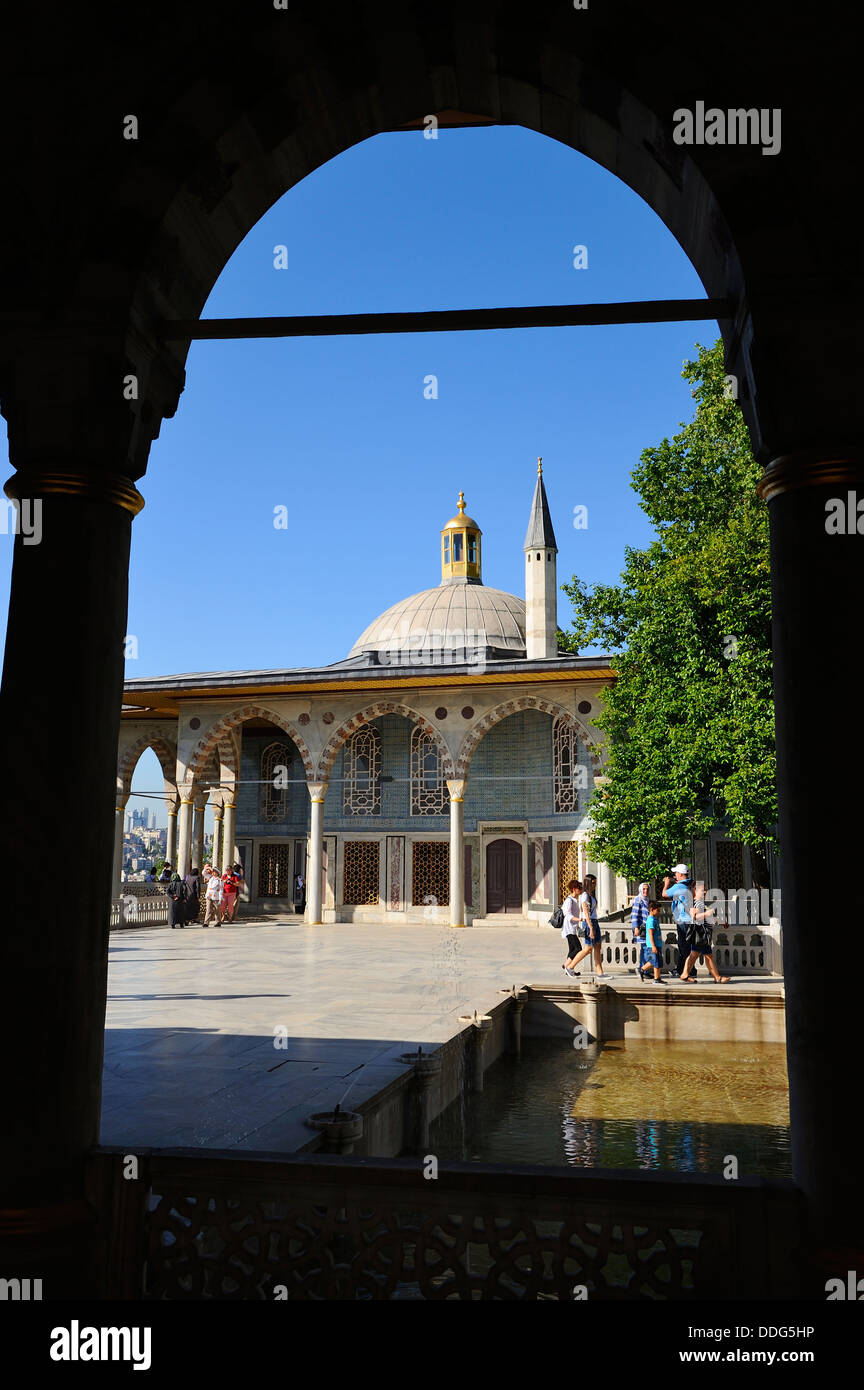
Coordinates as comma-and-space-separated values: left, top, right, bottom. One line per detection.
111, 882, 171, 928
600, 924, 782, 975
86, 1146, 803, 1300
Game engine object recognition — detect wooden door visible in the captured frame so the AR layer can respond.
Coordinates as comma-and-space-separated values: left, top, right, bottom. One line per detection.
486, 838, 522, 913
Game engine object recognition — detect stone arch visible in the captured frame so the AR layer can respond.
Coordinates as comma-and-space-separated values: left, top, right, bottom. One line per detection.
455, 697, 602, 781
185, 704, 315, 787
79, 10, 810, 469
316, 700, 456, 782
117, 732, 178, 798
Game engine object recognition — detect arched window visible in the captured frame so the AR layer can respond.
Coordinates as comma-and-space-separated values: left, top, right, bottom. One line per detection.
260, 741, 293, 822
344, 726, 381, 815
411, 726, 447, 816
553, 716, 587, 814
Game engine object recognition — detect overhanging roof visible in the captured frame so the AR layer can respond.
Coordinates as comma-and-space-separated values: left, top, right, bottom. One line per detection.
121, 652, 616, 717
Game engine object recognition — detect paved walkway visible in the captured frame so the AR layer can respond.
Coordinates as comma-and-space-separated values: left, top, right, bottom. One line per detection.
102, 919, 782, 1154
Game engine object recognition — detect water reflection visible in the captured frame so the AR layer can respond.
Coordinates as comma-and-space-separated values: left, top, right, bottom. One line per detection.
428, 1038, 791, 1177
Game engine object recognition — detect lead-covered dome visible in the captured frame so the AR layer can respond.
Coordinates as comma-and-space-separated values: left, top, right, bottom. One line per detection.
349, 584, 526, 659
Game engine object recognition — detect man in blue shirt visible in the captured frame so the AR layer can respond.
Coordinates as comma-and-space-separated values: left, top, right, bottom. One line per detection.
663, 863, 696, 980
630, 882, 650, 973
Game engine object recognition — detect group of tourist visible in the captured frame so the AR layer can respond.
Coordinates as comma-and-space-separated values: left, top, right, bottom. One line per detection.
158, 861, 245, 928
559, 862, 730, 983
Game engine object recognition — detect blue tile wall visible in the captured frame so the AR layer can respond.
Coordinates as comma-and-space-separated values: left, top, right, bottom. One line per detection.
237, 713, 591, 837
236, 731, 309, 837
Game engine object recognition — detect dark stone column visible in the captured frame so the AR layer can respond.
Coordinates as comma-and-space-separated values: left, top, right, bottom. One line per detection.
0, 468, 143, 1293
759, 451, 864, 1275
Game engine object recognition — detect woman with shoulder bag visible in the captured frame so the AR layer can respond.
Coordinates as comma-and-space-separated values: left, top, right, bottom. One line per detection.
566, 873, 608, 979
680, 881, 730, 983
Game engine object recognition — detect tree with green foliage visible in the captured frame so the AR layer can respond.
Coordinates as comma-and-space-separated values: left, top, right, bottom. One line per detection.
560, 341, 776, 886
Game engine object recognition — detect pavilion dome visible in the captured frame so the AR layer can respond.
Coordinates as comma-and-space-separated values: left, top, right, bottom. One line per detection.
349, 583, 526, 659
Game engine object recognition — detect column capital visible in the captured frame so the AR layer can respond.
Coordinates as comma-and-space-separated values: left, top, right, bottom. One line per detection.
166, 807, 178, 818
4, 469, 145, 516
446, 778, 467, 802
307, 781, 329, 803
757, 450, 864, 501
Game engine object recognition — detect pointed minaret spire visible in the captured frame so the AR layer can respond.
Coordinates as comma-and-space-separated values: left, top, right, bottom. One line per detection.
524, 459, 558, 552
524, 458, 559, 659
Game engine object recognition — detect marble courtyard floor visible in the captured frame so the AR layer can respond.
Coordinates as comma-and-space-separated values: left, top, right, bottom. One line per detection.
101, 919, 782, 1154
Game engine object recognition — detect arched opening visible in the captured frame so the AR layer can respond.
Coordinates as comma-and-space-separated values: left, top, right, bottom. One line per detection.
322, 712, 453, 920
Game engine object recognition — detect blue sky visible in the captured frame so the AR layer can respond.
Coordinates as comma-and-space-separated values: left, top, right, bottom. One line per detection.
0, 125, 717, 825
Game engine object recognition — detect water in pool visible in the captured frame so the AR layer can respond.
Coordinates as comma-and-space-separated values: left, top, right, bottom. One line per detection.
429, 1037, 791, 1177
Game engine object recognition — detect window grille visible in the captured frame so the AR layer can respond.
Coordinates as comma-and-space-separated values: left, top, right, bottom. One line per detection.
553, 716, 583, 813
343, 841, 380, 905
717, 840, 744, 894
412, 841, 449, 907
257, 842, 292, 896
410, 726, 447, 816
259, 741, 292, 822
557, 840, 581, 904
343, 726, 381, 815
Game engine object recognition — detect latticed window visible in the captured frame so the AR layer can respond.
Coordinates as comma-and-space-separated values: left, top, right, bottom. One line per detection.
557, 840, 581, 904
343, 726, 381, 815
553, 716, 586, 813
410, 726, 447, 816
716, 840, 744, 894
259, 741, 292, 822
343, 841, 380, 905
412, 841, 449, 906
258, 842, 292, 896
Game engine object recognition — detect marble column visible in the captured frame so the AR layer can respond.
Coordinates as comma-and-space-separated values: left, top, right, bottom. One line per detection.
176, 796, 194, 878
0, 465, 142, 1265
211, 806, 223, 873
758, 449, 864, 1259
112, 797, 129, 897
598, 862, 617, 916
446, 779, 467, 928
306, 782, 328, 924
192, 797, 206, 872
165, 800, 178, 866
221, 801, 237, 873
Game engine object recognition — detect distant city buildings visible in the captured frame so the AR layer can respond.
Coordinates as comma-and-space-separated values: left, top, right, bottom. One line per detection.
120, 814, 168, 882
119, 817, 213, 882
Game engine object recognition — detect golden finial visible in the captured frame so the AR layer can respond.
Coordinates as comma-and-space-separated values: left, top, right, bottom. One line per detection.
537, 456, 543, 476
457, 490, 466, 514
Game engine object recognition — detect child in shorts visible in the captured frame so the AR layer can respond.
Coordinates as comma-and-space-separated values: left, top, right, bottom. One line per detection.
639, 900, 666, 983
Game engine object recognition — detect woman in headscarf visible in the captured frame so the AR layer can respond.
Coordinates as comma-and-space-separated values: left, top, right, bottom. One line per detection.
184, 865, 201, 924
167, 869, 187, 929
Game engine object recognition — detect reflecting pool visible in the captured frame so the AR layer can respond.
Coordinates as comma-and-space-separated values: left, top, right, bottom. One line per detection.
429, 1038, 791, 1177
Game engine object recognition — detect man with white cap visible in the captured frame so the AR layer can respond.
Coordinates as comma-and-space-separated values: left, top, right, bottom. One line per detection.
630, 882, 651, 973
663, 863, 697, 980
